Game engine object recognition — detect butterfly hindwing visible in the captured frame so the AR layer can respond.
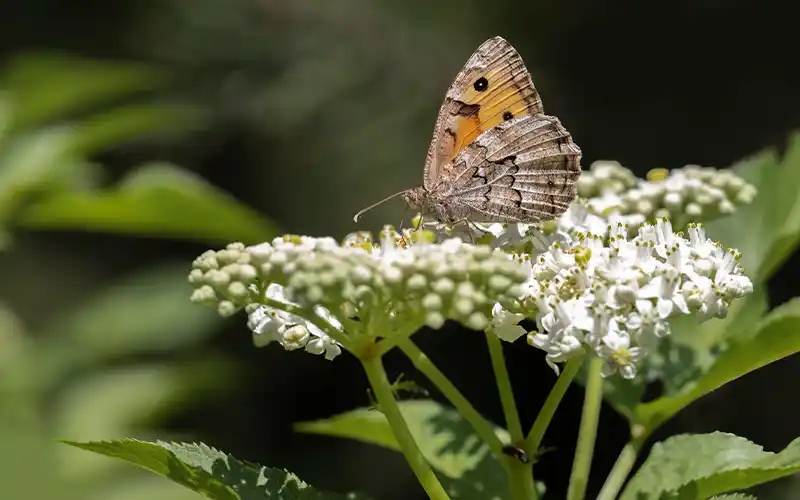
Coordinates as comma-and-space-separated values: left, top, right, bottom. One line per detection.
445, 114, 581, 223
423, 36, 544, 190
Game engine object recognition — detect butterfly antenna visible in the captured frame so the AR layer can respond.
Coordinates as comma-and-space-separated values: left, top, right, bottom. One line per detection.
353, 189, 410, 223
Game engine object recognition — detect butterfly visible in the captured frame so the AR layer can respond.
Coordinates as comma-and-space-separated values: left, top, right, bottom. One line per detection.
354, 36, 581, 226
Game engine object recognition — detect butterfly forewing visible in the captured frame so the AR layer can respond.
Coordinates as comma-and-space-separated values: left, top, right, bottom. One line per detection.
423, 36, 544, 190
442, 114, 581, 223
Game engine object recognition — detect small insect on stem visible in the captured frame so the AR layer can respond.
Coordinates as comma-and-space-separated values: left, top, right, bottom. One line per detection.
501, 445, 530, 464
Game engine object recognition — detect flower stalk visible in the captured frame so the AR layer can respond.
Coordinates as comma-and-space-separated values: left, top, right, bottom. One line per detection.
526, 353, 585, 454
567, 355, 605, 500
361, 352, 451, 500
397, 338, 504, 454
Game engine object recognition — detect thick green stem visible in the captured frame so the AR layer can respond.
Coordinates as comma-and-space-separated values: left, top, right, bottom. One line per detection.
525, 354, 585, 454
566, 355, 604, 500
485, 333, 524, 442
360, 354, 450, 500
397, 339, 504, 454
506, 460, 537, 500
597, 430, 646, 500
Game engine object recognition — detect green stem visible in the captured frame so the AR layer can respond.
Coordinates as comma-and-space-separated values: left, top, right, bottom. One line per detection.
397, 338, 504, 454
485, 333, 524, 442
596, 430, 646, 500
361, 354, 450, 500
525, 354, 585, 454
566, 355, 604, 500
506, 460, 537, 500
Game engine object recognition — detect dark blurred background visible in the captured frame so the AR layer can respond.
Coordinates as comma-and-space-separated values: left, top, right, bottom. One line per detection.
0, 1, 799, 499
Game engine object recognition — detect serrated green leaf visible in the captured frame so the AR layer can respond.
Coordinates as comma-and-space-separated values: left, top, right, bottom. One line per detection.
708, 494, 757, 500
63, 439, 371, 500
295, 399, 508, 480
621, 432, 800, 500
634, 298, 800, 432
296, 400, 511, 499
17, 162, 277, 244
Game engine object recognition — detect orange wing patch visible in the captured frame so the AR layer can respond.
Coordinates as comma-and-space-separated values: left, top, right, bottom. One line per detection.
423, 36, 545, 190
451, 85, 535, 159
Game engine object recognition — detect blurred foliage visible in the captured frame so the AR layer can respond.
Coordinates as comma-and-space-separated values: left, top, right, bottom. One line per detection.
0, 50, 278, 499
0, 0, 797, 499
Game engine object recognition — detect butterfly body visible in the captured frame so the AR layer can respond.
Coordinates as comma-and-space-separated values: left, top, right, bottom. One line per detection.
353, 36, 582, 225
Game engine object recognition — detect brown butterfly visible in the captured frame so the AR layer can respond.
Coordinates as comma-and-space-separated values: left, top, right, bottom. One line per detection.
354, 36, 581, 226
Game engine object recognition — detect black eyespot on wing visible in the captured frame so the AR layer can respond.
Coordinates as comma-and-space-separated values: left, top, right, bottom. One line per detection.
502, 111, 514, 121
473, 77, 488, 91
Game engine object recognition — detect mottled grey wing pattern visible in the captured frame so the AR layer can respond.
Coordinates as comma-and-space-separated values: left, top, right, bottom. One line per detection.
442, 114, 581, 223
423, 36, 545, 190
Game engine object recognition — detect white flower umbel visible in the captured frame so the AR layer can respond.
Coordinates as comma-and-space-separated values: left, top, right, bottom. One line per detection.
523, 219, 752, 379
189, 158, 755, 379
578, 161, 757, 225
189, 229, 529, 360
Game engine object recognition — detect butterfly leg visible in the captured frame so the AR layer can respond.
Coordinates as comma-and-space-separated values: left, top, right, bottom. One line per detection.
448, 217, 477, 244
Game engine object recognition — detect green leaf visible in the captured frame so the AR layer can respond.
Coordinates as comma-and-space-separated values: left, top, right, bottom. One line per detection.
2, 53, 164, 132
634, 298, 800, 432
17, 162, 277, 244
296, 400, 514, 499
34, 263, 224, 387
88, 476, 206, 500
705, 132, 800, 283
66, 104, 203, 156
649, 287, 769, 398
0, 126, 93, 222
295, 399, 508, 479
62, 439, 371, 500
620, 433, 800, 500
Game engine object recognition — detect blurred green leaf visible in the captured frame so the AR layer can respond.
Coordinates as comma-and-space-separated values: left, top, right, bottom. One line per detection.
633, 298, 800, 432
17, 162, 277, 244
63, 440, 372, 500
0, 413, 79, 500
34, 263, 224, 386
2, 53, 165, 132
89, 476, 205, 500
621, 433, 800, 500
593, 371, 646, 422
705, 132, 800, 283
0, 126, 94, 221
66, 104, 203, 156
56, 367, 190, 441
53, 366, 191, 481
296, 400, 511, 499
708, 494, 757, 500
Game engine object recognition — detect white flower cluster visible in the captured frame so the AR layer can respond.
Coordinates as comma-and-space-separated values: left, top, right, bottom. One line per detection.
578, 160, 757, 224
525, 219, 752, 378
188, 163, 755, 378
189, 231, 529, 360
